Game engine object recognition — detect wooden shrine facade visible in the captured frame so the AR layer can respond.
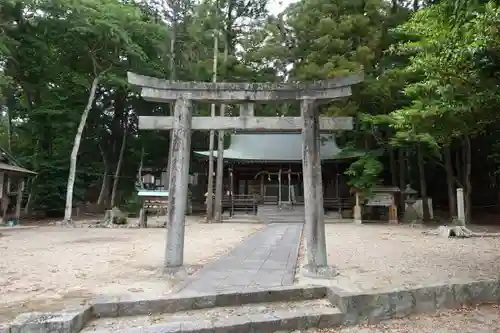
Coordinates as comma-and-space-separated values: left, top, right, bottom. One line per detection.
195, 133, 357, 211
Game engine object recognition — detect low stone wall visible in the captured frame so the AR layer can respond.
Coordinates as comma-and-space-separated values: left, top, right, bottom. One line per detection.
1, 285, 327, 333
3, 280, 500, 333
327, 279, 500, 325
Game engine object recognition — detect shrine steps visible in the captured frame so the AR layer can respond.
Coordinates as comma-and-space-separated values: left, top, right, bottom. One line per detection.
257, 205, 305, 224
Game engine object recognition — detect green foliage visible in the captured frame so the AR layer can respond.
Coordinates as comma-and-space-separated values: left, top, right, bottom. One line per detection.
113, 215, 128, 225
391, 1, 500, 145
122, 193, 143, 216
1, 0, 500, 218
345, 153, 384, 196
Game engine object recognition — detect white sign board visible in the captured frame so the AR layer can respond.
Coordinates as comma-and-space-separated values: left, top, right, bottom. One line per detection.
366, 193, 393, 207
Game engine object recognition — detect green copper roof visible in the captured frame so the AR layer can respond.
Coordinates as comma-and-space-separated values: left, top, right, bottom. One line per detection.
195, 133, 356, 162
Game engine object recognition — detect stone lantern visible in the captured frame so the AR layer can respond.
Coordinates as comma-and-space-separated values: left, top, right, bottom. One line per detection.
403, 184, 419, 223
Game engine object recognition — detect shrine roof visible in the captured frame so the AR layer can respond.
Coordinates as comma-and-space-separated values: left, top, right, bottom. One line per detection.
194, 133, 360, 163
0, 148, 37, 175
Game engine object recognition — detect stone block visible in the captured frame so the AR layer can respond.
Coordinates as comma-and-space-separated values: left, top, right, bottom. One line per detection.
413, 286, 436, 314
301, 286, 327, 300
10, 312, 55, 333
214, 290, 240, 307
0, 324, 10, 333
366, 293, 392, 324
453, 282, 473, 306
326, 287, 351, 312
390, 289, 415, 318
212, 316, 252, 333
143, 322, 182, 333
434, 284, 455, 310
467, 280, 500, 304
118, 297, 183, 316
248, 313, 281, 332
340, 294, 372, 325
265, 286, 304, 302
91, 296, 120, 317
181, 320, 214, 333
273, 310, 307, 331
317, 311, 344, 328
297, 313, 321, 330
192, 295, 217, 310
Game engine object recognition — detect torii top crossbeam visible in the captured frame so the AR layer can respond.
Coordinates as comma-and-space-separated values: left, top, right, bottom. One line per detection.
127, 72, 364, 103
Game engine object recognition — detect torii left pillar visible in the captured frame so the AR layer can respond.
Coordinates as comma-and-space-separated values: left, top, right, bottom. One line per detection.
165, 98, 192, 268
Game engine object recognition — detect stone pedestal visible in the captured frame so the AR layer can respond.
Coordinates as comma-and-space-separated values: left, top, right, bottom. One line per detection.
388, 204, 398, 224
457, 188, 465, 225
354, 193, 362, 224
353, 205, 362, 224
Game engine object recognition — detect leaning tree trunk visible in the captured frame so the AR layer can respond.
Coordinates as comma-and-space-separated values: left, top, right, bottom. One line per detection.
110, 116, 128, 208
417, 144, 431, 222
443, 145, 457, 218
23, 176, 37, 214
63, 77, 100, 225
206, 5, 220, 222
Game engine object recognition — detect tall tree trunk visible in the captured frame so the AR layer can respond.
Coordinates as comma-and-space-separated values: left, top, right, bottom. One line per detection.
63, 77, 100, 225
23, 176, 36, 214
6, 105, 11, 152
137, 145, 144, 188
165, 1, 178, 195
463, 135, 472, 223
443, 145, 457, 218
417, 144, 430, 222
398, 148, 406, 212
206, 0, 219, 222
389, 145, 397, 186
455, 147, 463, 186
214, 3, 229, 223
96, 143, 109, 206
110, 116, 128, 208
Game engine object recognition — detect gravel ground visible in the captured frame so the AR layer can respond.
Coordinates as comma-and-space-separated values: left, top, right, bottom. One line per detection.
0, 217, 262, 322
296, 224, 500, 292
308, 305, 500, 333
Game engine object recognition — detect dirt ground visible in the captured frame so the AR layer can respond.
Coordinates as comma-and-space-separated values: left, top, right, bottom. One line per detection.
310, 305, 500, 333
296, 223, 500, 292
0, 217, 262, 322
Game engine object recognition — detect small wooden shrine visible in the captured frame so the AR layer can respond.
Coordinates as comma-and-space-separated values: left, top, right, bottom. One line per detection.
0, 148, 37, 224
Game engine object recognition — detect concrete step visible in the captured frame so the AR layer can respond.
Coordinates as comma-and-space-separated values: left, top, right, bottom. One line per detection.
74, 286, 340, 333
83, 298, 342, 333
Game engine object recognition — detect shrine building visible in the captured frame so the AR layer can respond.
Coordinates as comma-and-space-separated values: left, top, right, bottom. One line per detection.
195, 132, 359, 212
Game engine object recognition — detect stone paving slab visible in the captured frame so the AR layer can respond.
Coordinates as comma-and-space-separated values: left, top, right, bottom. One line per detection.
180, 223, 303, 293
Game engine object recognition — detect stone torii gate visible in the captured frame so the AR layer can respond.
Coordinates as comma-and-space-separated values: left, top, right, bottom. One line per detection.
128, 71, 363, 272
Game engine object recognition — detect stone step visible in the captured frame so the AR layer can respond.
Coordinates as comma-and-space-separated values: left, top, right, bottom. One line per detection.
83, 299, 342, 333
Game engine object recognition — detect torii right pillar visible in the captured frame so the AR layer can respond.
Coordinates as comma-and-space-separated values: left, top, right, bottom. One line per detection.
301, 97, 327, 268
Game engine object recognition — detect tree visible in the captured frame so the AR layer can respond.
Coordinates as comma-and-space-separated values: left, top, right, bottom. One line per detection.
391, 1, 500, 222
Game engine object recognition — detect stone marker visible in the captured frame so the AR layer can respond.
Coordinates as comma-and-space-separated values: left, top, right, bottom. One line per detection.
128, 71, 363, 272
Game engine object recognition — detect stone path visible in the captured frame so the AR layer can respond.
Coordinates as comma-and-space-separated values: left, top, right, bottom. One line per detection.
180, 223, 303, 293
